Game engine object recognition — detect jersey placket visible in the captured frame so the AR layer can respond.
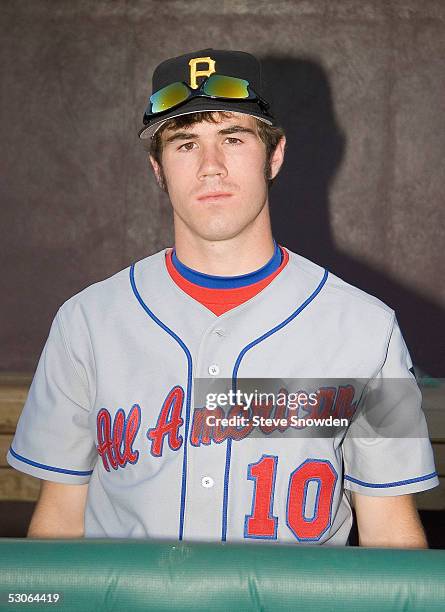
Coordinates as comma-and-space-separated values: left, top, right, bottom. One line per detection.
181, 321, 232, 541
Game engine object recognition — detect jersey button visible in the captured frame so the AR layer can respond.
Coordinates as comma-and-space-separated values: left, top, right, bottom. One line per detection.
201, 476, 214, 488
208, 364, 220, 376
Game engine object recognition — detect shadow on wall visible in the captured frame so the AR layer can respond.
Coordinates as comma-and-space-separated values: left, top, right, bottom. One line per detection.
262, 56, 444, 378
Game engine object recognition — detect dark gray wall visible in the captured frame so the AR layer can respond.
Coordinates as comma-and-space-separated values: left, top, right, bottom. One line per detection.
1, 0, 444, 374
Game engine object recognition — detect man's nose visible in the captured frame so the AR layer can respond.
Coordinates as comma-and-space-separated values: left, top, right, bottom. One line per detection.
197, 144, 228, 179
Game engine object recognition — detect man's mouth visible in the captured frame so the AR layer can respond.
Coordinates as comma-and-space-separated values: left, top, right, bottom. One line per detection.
196, 192, 233, 201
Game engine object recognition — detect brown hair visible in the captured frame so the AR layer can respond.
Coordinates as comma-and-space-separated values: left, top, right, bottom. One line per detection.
144, 111, 286, 192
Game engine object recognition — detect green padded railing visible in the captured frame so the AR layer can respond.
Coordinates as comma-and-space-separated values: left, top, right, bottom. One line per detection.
1, 539, 444, 611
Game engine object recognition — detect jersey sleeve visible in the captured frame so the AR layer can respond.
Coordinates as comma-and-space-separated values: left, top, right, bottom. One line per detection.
342, 313, 439, 496
7, 308, 97, 484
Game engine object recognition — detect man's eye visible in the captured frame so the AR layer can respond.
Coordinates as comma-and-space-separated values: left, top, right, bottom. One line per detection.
178, 142, 196, 151
226, 137, 241, 144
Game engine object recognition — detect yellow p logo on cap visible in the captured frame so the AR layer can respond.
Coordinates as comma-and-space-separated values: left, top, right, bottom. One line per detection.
188, 56, 216, 89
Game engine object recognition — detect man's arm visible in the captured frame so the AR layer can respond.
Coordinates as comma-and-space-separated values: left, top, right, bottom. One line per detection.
27, 480, 88, 538
352, 492, 428, 548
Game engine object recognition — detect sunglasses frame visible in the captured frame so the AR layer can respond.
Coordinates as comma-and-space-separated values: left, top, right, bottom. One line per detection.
143, 74, 271, 124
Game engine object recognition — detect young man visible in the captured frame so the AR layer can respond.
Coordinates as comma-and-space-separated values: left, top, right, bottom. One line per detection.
8, 49, 438, 546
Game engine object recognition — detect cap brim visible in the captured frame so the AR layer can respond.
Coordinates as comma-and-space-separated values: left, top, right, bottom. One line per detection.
138, 98, 274, 140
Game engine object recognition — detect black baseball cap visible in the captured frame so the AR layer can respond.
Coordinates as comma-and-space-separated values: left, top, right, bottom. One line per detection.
138, 48, 275, 139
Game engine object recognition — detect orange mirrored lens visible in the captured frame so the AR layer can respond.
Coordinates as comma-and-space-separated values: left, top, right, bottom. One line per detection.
203, 75, 250, 98
150, 82, 190, 113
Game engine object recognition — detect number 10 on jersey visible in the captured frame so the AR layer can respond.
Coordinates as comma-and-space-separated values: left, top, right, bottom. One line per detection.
244, 456, 338, 541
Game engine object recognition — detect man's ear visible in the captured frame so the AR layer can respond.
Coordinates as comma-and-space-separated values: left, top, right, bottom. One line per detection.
149, 154, 162, 186
269, 136, 286, 180
149, 154, 168, 193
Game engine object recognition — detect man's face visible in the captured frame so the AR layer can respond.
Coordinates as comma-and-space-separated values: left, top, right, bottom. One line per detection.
150, 112, 278, 243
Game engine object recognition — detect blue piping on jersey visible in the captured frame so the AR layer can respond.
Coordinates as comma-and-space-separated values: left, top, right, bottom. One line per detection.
8, 447, 93, 476
130, 263, 192, 541
221, 268, 329, 541
344, 472, 438, 488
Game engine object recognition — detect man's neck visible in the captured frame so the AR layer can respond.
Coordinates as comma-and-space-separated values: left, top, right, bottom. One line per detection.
173, 213, 275, 276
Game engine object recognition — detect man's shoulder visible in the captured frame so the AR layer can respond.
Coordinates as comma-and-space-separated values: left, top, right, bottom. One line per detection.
285, 248, 395, 320
58, 248, 168, 319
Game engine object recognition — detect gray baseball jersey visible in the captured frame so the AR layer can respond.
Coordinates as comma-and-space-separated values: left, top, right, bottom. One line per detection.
8, 247, 438, 543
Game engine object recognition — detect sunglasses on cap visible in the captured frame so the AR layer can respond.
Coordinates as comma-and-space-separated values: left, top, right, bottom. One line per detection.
143, 73, 271, 123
